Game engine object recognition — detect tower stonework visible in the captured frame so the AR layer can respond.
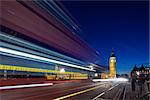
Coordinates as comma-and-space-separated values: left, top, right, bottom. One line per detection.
109, 50, 116, 78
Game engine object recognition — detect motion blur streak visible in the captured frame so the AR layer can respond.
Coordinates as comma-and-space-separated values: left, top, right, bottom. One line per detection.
0, 83, 53, 90
92, 78, 128, 82
0, 47, 95, 71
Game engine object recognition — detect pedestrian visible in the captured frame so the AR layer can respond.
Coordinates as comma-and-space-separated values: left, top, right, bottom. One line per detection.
138, 72, 146, 95
132, 78, 136, 91
146, 74, 150, 91
131, 73, 136, 91
147, 81, 150, 91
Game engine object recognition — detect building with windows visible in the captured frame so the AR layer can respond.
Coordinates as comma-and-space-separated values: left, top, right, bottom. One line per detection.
131, 64, 150, 79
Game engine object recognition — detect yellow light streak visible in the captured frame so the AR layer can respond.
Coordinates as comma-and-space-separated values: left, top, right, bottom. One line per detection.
54, 85, 103, 100
0, 65, 87, 77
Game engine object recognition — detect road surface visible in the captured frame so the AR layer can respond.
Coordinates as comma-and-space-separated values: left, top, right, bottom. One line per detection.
1, 80, 126, 100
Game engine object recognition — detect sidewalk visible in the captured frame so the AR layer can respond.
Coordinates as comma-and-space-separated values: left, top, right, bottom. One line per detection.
124, 82, 149, 100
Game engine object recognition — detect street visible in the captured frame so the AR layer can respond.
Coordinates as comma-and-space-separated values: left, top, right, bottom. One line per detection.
1, 81, 126, 100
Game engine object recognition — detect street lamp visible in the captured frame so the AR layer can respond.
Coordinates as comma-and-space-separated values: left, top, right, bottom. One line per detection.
136, 71, 140, 76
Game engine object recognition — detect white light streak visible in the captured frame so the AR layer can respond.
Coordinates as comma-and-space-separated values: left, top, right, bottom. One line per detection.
0, 83, 53, 90
0, 47, 95, 71
92, 78, 128, 82
115, 78, 128, 82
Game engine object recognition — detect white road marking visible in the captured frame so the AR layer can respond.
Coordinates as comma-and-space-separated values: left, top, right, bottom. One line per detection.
114, 84, 119, 87
108, 86, 114, 90
92, 83, 120, 100
0, 83, 53, 90
92, 92, 105, 100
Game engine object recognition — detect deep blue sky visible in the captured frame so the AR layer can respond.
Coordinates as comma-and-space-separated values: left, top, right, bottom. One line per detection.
61, 1, 149, 74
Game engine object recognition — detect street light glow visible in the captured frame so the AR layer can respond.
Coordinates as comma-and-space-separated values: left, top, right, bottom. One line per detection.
60, 68, 65, 73
95, 73, 98, 77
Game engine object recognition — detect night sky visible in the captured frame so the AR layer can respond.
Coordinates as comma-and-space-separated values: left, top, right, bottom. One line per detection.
61, 1, 149, 74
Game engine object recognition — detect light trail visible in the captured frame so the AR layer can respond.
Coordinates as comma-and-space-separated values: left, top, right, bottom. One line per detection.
0, 47, 95, 71
0, 32, 86, 66
92, 78, 128, 82
0, 83, 53, 90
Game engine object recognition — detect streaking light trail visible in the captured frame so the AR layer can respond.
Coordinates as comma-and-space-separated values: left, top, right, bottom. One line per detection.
0, 47, 95, 72
92, 78, 128, 82
0, 83, 53, 90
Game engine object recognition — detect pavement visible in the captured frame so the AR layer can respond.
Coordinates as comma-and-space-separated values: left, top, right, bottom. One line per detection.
124, 82, 150, 100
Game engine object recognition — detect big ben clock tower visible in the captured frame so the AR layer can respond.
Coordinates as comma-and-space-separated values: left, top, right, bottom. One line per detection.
109, 49, 116, 78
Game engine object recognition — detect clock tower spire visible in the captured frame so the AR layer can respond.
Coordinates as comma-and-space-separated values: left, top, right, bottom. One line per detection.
109, 49, 116, 78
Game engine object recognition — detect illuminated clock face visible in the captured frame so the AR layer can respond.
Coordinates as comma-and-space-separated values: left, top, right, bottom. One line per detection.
110, 57, 116, 62
111, 59, 116, 62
